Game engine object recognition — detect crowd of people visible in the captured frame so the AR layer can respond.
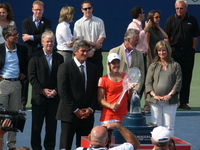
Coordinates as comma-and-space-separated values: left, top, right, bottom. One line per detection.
0, 0, 199, 149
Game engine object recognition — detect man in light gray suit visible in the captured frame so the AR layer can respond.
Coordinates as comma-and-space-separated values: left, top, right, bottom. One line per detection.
108, 29, 144, 94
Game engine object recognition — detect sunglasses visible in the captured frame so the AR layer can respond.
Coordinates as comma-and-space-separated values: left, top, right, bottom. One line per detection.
82, 7, 92, 11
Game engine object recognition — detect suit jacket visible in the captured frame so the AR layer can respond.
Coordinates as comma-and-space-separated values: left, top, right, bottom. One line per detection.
56, 59, 98, 122
22, 16, 51, 56
108, 44, 144, 93
28, 49, 64, 105
145, 61, 182, 104
0, 43, 28, 76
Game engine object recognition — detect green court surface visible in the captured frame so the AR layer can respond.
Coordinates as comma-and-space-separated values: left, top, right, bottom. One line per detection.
26, 52, 200, 111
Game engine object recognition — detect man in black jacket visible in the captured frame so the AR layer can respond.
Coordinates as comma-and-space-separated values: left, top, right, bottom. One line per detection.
28, 30, 63, 150
0, 25, 28, 150
56, 40, 98, 150
21, 0, 51, 111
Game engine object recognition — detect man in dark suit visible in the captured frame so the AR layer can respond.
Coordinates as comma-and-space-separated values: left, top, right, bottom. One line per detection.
56, 40, 98, 150
21, 0, 51, 110
0, 25, 28, 150
28, 30, 63, 150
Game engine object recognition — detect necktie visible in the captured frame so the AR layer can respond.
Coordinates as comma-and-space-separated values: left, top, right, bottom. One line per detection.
35, 20, 40, 28
80, 65, 86, 88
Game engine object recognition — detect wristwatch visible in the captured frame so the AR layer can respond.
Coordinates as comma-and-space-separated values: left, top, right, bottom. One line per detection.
152, 93, 156, 97
91, 48, 95, 52
168, 93, 173, 96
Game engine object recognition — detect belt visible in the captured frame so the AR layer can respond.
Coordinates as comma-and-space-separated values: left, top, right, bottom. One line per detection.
1, 78, 19, 81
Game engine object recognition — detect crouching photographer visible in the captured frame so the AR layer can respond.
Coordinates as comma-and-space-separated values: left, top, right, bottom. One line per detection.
0, 105, 26, 150
0, 118, 13, 150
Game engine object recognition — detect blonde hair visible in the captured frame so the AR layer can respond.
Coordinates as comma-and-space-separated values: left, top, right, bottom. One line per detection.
41, 30, 55, 41
32, 0, 44, 8
58, 6, 75, 23
154, 40, 173, 63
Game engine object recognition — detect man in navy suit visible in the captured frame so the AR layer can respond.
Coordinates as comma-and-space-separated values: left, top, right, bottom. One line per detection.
0, 25, 28, 150
21, 0, 51, 111
56, 40, 98, 150
28, 30, 63, 150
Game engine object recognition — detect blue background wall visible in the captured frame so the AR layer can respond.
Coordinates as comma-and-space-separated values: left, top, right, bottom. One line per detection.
1, 0, 200, 51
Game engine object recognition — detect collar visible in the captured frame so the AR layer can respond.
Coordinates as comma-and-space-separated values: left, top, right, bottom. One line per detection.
43, 49, 53, 57
133, 19, 142, 26
62, 21, 70, 27
174, 12, 189, 19
74, 57, 86, 67
89, 145, 107, 150
32, 15, 41, 22
123, 43, 134, 53
5, 44, 17, 52
83, 15, 94, 21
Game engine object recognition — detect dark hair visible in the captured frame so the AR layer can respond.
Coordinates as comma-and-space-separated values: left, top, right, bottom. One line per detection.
2, 25, 16, 38
0, 3, 14, 21
130, 6, 142, 19
81, 1, 93, 8
73, 39, 90, 51
147, 10, 161, 31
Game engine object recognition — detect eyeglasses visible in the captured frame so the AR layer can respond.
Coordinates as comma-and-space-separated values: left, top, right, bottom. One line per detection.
33, 9, 43, 12
9, 32, 19, 37
82, 7, 92, 11
141, 11, 145, 14
176, 7, 183, 10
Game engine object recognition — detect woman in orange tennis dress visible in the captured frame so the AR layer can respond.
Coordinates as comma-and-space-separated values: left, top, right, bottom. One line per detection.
98, 53, 133, 125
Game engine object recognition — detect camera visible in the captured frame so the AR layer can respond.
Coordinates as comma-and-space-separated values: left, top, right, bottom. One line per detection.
0, 104, 26, 132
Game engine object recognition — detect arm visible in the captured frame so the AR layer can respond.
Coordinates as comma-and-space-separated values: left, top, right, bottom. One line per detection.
57, 63, 78, 112
135, 52, 144, 93
192, 37, 198, 50
145, 32, 153, 63
28, 57, 44, 95
156, 24, 168, 39
0, 119, 12, 150
103, 122, 140, 150
56, 23, 74, 48
144, 20, 152, 33
98, 87, 119, 110
162, 63, 182, 101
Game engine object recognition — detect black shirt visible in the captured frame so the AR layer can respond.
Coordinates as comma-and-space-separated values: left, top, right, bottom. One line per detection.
164, 13, 199, 47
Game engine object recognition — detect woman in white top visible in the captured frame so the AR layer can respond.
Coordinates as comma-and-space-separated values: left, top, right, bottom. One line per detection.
0, 3, 16, 44
56, 6, 75, 62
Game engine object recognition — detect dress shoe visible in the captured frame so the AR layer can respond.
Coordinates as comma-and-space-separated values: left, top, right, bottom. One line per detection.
179, 104, 191, 110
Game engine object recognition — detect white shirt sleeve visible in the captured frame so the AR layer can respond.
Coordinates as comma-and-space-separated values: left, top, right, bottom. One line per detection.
109, 142, 134, 150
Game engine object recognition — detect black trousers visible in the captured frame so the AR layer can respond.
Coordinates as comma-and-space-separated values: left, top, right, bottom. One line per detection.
87, 48, 103, 110
31, 103, 58, 150
87, 48, 103, 79
59, 116, 94, 150
172, 47, 195, 104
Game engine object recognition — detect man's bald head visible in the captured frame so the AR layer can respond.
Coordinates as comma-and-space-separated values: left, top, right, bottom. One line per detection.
89, 126, 108, 146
